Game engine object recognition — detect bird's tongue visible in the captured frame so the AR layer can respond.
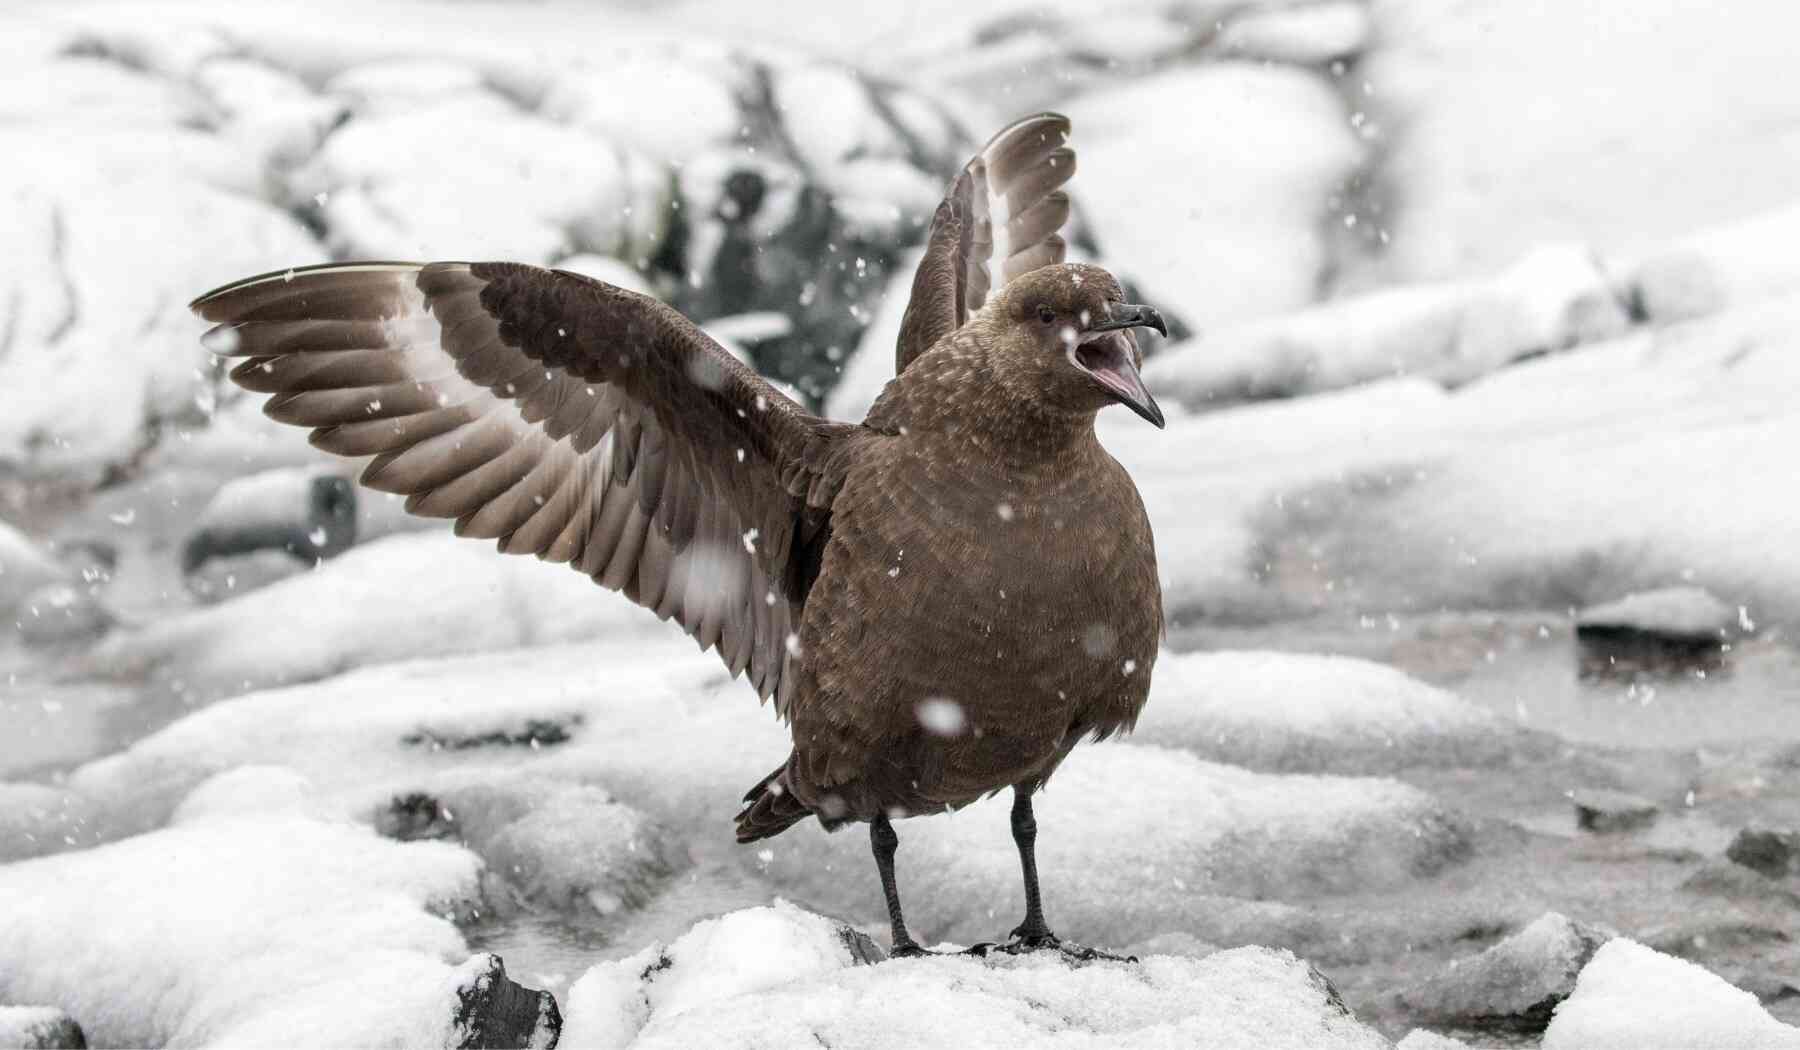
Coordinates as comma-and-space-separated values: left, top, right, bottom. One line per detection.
1079, 337, 1136, 397
1077, 333, 1165, 428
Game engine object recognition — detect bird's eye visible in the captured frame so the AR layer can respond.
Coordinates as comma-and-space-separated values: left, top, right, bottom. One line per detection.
1036, 305, 1055, 325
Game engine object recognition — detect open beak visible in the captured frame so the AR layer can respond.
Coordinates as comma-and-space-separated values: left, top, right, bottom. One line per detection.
1075, 303, 1166, 428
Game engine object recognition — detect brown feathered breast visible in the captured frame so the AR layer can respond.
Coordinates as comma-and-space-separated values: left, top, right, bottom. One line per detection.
782, 320, 1162, 825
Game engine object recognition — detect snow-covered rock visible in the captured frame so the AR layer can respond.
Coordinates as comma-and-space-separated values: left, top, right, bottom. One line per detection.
66, 636, 786, 840
1626, 204, 1800, 323
1394, 1032, 1472, 1050
1359, 0, 1800, 287
0, 42, 320, 476
292, 93, 668, 264
1541, 938, 1800, 1050
12, 583, 113, 647
562, 901, 1391, 1050
1148, 243, 1631, 407
0, 1007, 84, 1050
1067, 64, 1363, 332
1576, 588, 1739, 642
0, 791, 486, 1048
1133, 650, 1545, 773
83, 531, 678, 699
1218, 2, 1373, 66
0, 524, 71, 615
1393, 912, 1614, 1033
759, 743, 1471, 949
183, 465, 358, 576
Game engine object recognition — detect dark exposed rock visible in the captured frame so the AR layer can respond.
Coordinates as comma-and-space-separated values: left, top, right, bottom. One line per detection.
1391, 912, 1614, 1034
450, 954, 560, 1050
401, 718, 578, 752
1575, 587, 1739, 679
0, 1007, 87, 1049
1572, 788, 1659, 833
181, 467, 357, 578
1727, 827, 1800, 880
376, 792, 459, 842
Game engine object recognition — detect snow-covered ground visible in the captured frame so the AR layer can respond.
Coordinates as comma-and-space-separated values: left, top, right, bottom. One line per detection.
5, 0, 1800, 1047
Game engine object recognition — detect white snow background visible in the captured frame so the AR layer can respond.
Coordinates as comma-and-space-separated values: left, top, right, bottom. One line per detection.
4, 0, 1800, 1047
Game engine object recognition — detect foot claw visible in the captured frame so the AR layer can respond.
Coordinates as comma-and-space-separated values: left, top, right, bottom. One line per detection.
998, 929, 1136, 964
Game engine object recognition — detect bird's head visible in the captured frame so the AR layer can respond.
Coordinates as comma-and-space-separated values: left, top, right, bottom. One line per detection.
985, 263, 1166, 428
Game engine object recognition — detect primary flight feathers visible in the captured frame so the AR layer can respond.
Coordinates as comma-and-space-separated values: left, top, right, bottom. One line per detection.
193, 261, 853, 709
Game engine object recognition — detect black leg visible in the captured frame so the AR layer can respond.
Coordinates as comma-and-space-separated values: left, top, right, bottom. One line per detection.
1008, 786, 1058, 946
871, 812, 927, 957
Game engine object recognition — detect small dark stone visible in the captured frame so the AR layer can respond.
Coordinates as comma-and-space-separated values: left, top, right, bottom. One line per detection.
451, 954, 560, 1050
1726, 827, 1800, 879
375, 792, 458, 841
836, 925, 887, 966
401, 718, 578, 752
1571, 789, 1658, 833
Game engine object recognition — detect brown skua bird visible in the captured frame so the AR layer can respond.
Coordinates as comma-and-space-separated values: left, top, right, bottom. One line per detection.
191, 112, 1166, 959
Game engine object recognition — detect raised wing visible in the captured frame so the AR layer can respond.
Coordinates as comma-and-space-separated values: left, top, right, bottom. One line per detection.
894, 112, 1076, 373
192, 261, 853, 710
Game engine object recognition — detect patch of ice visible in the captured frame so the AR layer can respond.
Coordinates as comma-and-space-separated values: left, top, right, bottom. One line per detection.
1542, 938, 1800, 1050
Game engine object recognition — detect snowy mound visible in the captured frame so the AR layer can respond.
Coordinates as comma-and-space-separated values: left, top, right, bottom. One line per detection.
1146, 243, 1630, 408
1133, 650, 1541, 773
60, 636, 788, 843
83, 531, 679, 699
1542, 939, 1800, 1050
562, 902, 1391, 1050
759, 743, 1470, 948
0, 776, 484, 1048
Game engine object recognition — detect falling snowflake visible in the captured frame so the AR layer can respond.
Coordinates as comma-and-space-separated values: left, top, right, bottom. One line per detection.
915, 698, 966, 738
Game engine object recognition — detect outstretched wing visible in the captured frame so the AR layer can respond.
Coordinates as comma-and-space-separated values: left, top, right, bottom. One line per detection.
192, 261, 853, 711
894, 112, 1076, 373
